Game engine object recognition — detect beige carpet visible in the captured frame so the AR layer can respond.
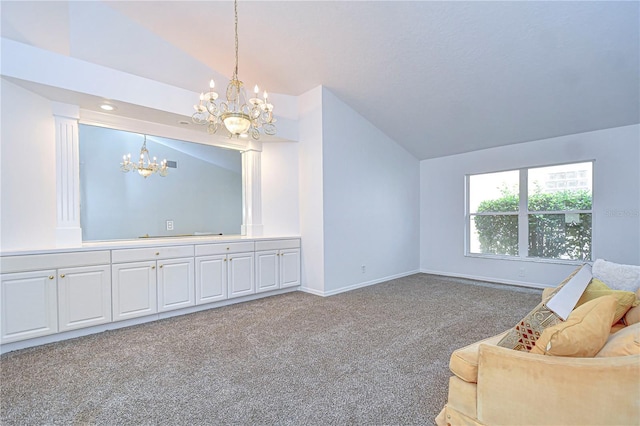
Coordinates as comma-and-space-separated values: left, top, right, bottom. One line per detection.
0, 273, 541, 425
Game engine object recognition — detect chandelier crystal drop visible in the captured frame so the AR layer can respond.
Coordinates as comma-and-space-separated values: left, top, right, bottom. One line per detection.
192, 0, 276, 140
120, 135, 169, 178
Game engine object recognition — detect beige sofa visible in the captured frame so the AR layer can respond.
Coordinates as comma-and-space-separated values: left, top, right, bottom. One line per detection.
436, 281, 640, 425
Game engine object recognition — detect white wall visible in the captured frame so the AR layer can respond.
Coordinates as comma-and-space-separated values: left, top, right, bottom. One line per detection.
321, 88, 420, 295
297, 86, 325, 294
1, 80, 57, 251
261, 141, 300, 236
420, 125, 640, 288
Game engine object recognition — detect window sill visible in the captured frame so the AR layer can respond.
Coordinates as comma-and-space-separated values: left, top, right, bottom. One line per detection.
464, 253, 590, 266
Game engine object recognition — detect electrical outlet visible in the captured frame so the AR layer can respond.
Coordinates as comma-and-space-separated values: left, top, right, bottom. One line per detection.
166, 220, 174, 231
361, 265, 366, 273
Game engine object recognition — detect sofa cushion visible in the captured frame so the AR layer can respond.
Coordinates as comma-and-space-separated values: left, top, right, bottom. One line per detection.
623, 288, 640, 326
574, 278, 638, 324
596, 323, 640, 357
530, 295, 617, 357
449, 331, 508, 383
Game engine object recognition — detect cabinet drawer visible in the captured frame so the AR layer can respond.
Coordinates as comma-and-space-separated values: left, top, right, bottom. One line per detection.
195, 242, 255, 256
255, 239, 300, 251
0, 251, 111, 274
111, 245, 194, 263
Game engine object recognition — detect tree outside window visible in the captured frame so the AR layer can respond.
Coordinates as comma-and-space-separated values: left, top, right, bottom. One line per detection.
468, 162, 592, 261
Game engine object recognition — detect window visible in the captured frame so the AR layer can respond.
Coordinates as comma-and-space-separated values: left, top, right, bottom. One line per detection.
467, 162, 593, 261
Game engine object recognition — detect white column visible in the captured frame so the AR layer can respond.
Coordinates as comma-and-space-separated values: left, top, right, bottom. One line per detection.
53, 102, 82, 247
241, 140, 264, 237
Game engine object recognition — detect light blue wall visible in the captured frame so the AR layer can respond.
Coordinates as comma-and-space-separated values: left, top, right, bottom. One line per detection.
321, 88, 420, 294
79, 125, 242, 241
420, 124, 640, 287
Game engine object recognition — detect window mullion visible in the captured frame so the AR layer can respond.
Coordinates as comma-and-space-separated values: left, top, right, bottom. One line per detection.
518, 169, 528, 258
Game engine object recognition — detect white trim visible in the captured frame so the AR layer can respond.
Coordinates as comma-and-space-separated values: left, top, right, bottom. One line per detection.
419, 268, 548, 290
300, 270, 420, 297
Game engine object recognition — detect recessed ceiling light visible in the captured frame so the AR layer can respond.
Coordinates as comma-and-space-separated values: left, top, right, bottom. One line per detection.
100, 104, 116, 111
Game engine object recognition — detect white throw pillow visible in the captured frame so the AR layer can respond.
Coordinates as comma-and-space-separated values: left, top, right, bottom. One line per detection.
592, 259, 640, 293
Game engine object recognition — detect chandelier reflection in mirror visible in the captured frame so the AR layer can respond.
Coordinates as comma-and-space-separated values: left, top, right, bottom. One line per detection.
120, 135, 169, 178
192, 0, 276, 140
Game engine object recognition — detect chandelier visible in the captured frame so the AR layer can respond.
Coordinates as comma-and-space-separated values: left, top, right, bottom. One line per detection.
192, 0, 276, 140
120, 135, 169, 178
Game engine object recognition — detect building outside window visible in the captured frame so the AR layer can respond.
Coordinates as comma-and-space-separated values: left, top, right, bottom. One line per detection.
467, 162, 593, 261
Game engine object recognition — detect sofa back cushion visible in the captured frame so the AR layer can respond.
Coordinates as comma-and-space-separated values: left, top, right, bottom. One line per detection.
596, 323, 640, 357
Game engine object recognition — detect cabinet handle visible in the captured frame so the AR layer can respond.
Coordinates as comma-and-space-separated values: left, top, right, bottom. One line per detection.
159, 265, 164, 268
48, 275, 54, 280
224, 258, 227, 262
151, 266, 156, 269
60, 274, 66, 278
155, 252, 160, 256
226, 247, 230, 251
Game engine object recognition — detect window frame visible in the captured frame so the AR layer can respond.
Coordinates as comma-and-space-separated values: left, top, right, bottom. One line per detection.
465, 161, 594, 264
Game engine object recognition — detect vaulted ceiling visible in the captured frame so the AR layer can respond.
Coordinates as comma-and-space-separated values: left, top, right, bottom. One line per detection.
2, 1, 638, 160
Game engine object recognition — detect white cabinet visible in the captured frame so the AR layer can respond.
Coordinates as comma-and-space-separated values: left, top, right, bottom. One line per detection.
58, 265, 111, 331
0, 250, 111, 343
195, 242, 255, 303
227, 252, 255, 298
279, 248, 301, 289
1, 270, 58, 343
195, 255, 227, 304
111, 245, 195, 320
112, 261, 157, 321
157, 257, 194, 312
255, 239, 301, 293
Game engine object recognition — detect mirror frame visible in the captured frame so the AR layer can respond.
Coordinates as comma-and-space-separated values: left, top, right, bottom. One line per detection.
52, 104, 264, 248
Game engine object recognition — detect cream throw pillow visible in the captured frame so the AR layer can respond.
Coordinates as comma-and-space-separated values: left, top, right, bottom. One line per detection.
530, 295, 617, 357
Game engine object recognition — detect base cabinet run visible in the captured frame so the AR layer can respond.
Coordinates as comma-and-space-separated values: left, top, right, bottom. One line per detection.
1, 238, 300, 348
1, 253, 112, 344
111, 245, 195, 321
255, 241, 301, 293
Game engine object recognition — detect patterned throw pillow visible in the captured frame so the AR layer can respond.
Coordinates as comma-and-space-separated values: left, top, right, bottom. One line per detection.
497, 265, 590, 352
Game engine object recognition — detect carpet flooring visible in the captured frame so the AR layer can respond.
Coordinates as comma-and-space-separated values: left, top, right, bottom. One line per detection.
1, 273, 541, 425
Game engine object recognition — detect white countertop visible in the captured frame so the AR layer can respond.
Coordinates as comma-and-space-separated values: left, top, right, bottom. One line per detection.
1, 234, 301, 257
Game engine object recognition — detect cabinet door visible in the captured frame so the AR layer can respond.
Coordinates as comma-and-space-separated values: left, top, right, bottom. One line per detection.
195, 255, 227, 304
280, 248, 301, 288
112, 261, 157, 321
58, 265, 111, 331
158, 257, 195, 312
1, 270, 58, 343
255, 250, 279, 293
228, 252, 255, 298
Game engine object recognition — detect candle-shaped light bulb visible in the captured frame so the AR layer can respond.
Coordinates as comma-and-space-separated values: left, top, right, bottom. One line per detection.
263, 90, 268, 99
254, 85, 259, 95
200, 92, 204, 101
123, 154, 127, 161
209, 79, 215, 90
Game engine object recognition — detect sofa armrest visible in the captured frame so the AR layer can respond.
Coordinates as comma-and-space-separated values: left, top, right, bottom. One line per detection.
476, 344, 640, 426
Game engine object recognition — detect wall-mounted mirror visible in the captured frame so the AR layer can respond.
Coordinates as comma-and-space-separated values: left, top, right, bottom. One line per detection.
79, 124, 243, 241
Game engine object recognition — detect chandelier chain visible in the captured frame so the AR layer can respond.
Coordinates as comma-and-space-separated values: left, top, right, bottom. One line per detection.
233, 0, 239, 81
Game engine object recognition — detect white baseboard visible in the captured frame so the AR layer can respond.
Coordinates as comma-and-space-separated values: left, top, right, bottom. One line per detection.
419, 268, 547, 290
300, 269, 421, 297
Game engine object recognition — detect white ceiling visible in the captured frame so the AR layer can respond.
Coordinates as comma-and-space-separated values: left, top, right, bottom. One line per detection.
2, 1, 639, 160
